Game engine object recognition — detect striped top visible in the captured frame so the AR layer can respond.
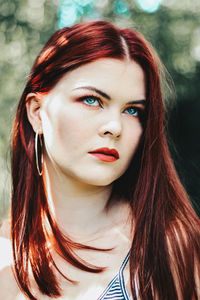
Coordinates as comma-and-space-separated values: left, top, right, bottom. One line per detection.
98, 252, 131, 300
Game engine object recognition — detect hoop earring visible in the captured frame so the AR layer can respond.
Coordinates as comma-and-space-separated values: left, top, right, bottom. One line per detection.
35, 131, 43, 176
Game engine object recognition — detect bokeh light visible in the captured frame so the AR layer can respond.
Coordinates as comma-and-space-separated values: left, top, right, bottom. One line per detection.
58, 0, 94, 28
58, 1, 81, 28
136, 0, 162, 13
113, 0, 130, 17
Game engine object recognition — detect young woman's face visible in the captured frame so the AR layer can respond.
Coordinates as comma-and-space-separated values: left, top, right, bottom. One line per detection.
40, 58, 146, 186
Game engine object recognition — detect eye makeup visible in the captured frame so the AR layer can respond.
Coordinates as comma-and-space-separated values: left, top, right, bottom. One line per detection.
73, 85, 146, 107
72, 85, 146, 123
76, 95, 103, 107
73, 86, 111, 100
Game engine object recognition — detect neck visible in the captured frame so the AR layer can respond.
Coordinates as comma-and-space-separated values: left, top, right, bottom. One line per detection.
43, 160, 114, 239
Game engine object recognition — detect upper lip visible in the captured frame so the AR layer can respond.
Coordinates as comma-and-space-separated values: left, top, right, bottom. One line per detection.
89, 147, 119, 159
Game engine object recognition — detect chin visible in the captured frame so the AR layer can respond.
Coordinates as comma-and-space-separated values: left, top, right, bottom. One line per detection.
80, 174, 121, 187
60, 165, 124, 187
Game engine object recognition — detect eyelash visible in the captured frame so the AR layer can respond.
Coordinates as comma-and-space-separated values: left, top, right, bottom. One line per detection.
77, 95, 142, 118
78, 95, 102, 107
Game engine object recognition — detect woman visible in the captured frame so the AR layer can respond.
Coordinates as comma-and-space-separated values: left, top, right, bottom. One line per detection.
0, 20, 199, 299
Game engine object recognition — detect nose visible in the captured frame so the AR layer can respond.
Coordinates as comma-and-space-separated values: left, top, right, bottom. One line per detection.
98, 117, 122, 139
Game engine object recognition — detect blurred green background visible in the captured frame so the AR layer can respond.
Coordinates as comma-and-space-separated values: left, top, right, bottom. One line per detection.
0, 0, 200, 220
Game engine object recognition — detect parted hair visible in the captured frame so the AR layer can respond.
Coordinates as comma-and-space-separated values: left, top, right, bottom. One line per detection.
11, 21, 200, 299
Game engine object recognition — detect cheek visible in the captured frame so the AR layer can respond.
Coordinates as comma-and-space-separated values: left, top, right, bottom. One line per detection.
124, 122, 143, 157
56, 111, 89, 149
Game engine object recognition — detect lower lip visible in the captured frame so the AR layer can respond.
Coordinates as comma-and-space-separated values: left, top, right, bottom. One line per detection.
89, 153, 118, 162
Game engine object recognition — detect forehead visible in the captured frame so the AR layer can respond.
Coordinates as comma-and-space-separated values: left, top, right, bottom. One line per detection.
50, 58, 146, 100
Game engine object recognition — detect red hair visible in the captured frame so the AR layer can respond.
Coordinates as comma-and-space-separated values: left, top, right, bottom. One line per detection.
11, 21, 200, 299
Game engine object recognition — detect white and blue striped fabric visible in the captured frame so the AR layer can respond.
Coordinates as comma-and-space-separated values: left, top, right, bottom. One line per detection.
98, 252, 130, 300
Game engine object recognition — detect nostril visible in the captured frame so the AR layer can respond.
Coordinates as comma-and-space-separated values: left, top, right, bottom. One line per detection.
103, 131, 120, 138
99, 120, 122, 138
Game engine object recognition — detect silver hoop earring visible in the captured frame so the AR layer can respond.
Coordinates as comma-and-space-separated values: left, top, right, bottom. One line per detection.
35, 131, 43, 176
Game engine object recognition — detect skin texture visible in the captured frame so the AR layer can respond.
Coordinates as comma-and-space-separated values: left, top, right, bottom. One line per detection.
38, 58, 145, 187
26, 58, 146, 238
0, 58, 146, 299
7, 20, 200, 299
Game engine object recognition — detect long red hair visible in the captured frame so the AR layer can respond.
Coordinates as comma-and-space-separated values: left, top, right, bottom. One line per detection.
11, 21, 200, 299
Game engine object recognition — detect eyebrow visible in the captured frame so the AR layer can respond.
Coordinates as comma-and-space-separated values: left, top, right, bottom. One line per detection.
73, 86, 111, 100
73, 86, 146, 105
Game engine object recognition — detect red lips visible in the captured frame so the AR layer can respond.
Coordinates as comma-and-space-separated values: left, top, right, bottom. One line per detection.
88, 147, 119, 162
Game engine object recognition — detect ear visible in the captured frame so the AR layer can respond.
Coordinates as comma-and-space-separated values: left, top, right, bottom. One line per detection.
26, 93, 43, 133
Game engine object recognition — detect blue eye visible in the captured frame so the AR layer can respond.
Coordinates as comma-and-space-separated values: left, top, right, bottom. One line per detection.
124, 107, 138, 117
82, 96, 100, 107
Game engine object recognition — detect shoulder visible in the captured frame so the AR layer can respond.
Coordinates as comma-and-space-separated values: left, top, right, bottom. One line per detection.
0, 218, 11, 238
0, 265, 20, 300
0, 221, 24, 299
0, 239, 17, 299
0, 235, 12, 268
0, 219, 12, 270
166, 217, 200, 256
166, 218, 200, 298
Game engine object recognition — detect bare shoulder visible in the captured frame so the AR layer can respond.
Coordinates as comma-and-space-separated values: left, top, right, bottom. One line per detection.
0, 223, 25, 299
0, 265, 20, 300
0, 218, 11, 238
0, 219, 12, 271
